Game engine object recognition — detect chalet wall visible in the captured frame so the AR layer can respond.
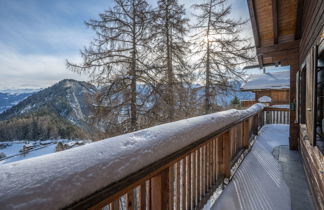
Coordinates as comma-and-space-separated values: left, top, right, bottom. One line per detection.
299, 125, 324, 210
255, 90, 289, 105
298, 5, 324, 209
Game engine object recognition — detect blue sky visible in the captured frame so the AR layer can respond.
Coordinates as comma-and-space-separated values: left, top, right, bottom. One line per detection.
0, 0, 251, 89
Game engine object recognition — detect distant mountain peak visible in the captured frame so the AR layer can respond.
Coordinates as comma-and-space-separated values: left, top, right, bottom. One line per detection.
0, 79, 102, 141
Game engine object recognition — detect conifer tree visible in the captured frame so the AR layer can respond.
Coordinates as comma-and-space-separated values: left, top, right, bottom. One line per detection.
192, 0, 254, 114
67, 0, 153, 131
150, 0, 190, 121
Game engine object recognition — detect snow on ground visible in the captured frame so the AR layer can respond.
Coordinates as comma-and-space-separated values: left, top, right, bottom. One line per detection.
0, 145, 57, 165
0, 104, 264, 210
210, 124, 290, 210
241, 71, 290, 90
0, 140, 90, 165
256, 124, 289, 152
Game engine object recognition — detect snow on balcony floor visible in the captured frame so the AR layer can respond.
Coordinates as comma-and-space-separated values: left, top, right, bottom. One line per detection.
210, 124, 292, 210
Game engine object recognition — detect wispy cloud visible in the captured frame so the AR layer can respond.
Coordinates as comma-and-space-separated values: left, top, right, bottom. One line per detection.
0, 44, 87, 89
0, 0, 252, 89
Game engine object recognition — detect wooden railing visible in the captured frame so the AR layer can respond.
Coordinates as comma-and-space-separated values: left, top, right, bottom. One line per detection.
1, 104, 291, 210
261, 107, 290, 125
66, 109, 263, 210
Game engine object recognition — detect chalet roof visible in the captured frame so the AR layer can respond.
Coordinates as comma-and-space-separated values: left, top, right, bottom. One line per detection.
247, 0, 301, 67
241, 71, 290, 91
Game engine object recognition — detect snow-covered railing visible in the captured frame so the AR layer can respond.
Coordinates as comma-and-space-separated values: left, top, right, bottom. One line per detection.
0, 104, 265, 210
262, 107, 290, 124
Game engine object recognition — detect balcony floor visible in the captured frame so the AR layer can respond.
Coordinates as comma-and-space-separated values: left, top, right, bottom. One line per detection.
210, 124, 315, 210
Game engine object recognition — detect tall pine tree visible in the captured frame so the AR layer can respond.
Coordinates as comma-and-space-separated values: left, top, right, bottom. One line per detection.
67, 0, 152, 131
192, 0, 254, 114
151, 0, 190, 121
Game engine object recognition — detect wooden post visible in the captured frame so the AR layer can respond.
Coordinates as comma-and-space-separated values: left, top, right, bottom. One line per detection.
222, 131, 231, 178
243, 119, 249, 148
151, 168, 169, 210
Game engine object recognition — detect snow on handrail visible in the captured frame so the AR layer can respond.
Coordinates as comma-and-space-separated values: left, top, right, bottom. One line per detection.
0, 104, 264, 210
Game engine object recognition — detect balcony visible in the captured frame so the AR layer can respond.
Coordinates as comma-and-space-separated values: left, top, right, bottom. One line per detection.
0, 105, 315, 210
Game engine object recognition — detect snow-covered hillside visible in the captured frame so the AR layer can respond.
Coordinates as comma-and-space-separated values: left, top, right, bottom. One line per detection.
0, 140, 91, 165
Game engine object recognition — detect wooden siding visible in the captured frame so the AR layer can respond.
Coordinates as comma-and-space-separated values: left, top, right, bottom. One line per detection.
305, 49, 316, 145
241, 100, 257, 107
254, 0, 274, 46
278, 0, 298, 43
299, 125, 324, 210
254, 89, 289, 105
250, 0, 298, 48
299, 0, 324, 63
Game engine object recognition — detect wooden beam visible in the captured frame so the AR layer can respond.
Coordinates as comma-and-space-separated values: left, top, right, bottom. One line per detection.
247, 0, 260, 48
272, 0, 278, 44
295, 0, 305, 40
257, 40, 300, 54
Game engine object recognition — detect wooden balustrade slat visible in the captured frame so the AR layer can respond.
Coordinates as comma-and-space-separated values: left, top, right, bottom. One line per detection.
176, 162, 180, 210
197, 148, 201, 203
217, 136, 223, 178
209, 141, 213, 189
126, 191, 134, 210
110, 199, 120, 210
214, 137, 218, 182
151, 168, 169, 210
223, 132, 231, 178
182, 158, 186, 210
207, 142, 211, 191
139, 183, 146, 210
213, 138, 216, 184
192, 151, 197, 208
169, 165, 174, 210
202, 146, 205, 196
187, 154, 191, 210
148, 180, 152, 210
204, 145, 208, 194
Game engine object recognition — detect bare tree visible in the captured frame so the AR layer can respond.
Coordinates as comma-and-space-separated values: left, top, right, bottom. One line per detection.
67, 0, 152, 131
151, 0, 190, 122
192, 0, 255, 114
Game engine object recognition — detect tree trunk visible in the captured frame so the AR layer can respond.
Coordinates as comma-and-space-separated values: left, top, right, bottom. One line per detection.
205, 40, 211, 114
205, 0, 213, 114
166, 2, 175, 121
130, 3, 137, 130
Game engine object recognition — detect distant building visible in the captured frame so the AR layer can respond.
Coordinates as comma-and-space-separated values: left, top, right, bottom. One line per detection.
240, 70, 290, 107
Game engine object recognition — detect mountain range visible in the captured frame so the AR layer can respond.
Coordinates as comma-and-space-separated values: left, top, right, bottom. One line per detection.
0, 79, 254, 141
0, 89, 39, 113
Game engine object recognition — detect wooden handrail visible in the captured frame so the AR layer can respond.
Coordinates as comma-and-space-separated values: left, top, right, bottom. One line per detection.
264, 107, 290, 111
